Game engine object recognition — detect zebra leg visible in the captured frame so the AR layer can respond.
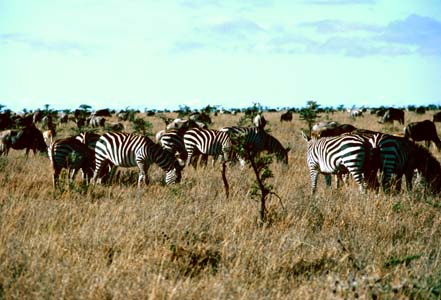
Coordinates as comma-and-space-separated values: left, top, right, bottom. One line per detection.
325, 175, 332, 187
137, 161, 150, 187
93, 159, 110, 185
53, 167, 61, 189
310, 169, 319, 194
404, 169, 414, 192
346, 167, 366, 193
70, 168, 79, 185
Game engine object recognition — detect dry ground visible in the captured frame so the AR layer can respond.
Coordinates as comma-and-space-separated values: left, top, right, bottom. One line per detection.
1, 110, 440, 299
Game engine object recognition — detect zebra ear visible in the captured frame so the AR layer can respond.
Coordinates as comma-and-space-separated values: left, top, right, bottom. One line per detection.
301, 130, 310, 142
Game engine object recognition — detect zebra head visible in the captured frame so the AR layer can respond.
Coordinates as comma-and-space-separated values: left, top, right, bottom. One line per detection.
277, 146, 290, 164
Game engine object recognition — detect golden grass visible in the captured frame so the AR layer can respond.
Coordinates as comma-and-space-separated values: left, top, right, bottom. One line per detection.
1, 111, 441, 299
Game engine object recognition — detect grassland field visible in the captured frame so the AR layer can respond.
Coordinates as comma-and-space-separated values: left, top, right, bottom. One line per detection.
1, 110, 440, 299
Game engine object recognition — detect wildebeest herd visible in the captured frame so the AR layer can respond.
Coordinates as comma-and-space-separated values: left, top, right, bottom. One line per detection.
1, 107, 441, 196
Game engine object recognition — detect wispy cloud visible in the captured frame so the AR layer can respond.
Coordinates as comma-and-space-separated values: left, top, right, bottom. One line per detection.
304, 0, 375, 5
171, 41, 206, 53
379, 14, 441, 55
210, 19, 264, 37
299, 14, 441, 56
0, 33, 88, 54
171, 13, 441, 57
299, 20, 381, 34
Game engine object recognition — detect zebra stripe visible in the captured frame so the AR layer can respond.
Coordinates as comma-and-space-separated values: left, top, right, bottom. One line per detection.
48, 137, 95, 189
350, 130, 416, 193
183, 128, 232, 167
375, 134, 415, 192
75, 132, 101, 151
220, 126, 289, 164
303, 132, 376, 194
157, 129, 188, 163
93, 132, 181, 186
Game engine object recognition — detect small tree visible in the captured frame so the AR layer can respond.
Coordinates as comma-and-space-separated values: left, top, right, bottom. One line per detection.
299, 100, 321, 133
177, 105, 192, 118
227, 134, 283, 223
79, 104, 92, 112
132, 117, 152, 137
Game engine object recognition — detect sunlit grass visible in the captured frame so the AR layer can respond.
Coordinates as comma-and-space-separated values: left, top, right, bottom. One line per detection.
0, 111, 440, 299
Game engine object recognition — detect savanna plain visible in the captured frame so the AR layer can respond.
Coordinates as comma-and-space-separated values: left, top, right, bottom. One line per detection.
1, 110, 441, 300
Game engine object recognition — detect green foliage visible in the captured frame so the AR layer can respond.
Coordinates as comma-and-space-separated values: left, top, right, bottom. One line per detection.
79, 104, 92, 112
132, 117, 152, 136
299, 100, 321, 133
201, 105, 215, 114
230, 133, 280, 223
178, 105, 192, 118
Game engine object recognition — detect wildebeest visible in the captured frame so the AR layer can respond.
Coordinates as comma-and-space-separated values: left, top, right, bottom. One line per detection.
311, 121, 357, 138
379, 108, 405, 124
415, 106, 426, 114
58, 112, 69, 124
107, 122, 124, 132
0, 112, 13, 130
92, 108, 112, 117
0, 125, 47, 156
404, 120, 441, 151
433, 111, 441, 123
280, 111, 293, 122
166, 118, 207, 132
317, 124, 357, 138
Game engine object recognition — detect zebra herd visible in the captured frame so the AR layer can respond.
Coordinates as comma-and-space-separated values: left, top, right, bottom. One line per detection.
48, 124, 289, 190
302, 129, 441, 195
46, 116, 440, 196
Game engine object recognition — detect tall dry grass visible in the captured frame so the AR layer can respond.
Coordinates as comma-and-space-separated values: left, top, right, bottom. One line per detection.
1, 111, 441, 299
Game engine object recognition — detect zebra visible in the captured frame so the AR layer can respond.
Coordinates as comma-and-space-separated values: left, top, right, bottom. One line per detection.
350, 129, 434, 193
183, 128, 233, 167
374, 133, 425, 193
301, 131, 379, 194
220, 126, 289, 166
93, 132, 183, 187
48, 137, 95, 189
156, 129, 188, 163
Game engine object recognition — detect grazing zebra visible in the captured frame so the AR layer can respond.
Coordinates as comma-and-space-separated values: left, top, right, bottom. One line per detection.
156, 129, 188, 163
93, 132, 183, 187
183, 128, 233, 167
220, 126, 289, 165
374, 134, 430, 193
48, 137, 95, 189
301, 131, 378, 194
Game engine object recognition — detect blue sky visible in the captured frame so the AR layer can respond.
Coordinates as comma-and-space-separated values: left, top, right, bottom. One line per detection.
1, 0, 441, 112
